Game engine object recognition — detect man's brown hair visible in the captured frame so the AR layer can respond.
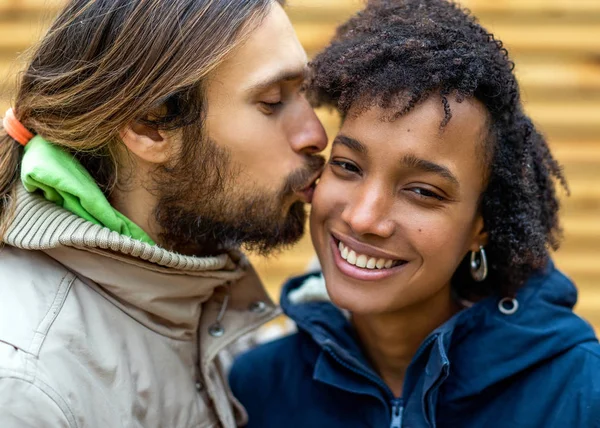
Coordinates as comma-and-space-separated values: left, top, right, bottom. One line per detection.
0, 0, 283, 237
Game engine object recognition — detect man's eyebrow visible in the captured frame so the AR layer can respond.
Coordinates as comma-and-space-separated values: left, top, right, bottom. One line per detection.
246, 66, 308, 94
332, 135, 368, 155
400, 153, 459, 187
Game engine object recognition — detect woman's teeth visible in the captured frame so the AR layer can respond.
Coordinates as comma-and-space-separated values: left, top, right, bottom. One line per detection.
338, 241, 397, 270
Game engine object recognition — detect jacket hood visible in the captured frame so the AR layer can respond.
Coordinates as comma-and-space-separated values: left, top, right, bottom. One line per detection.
280, 262, 597, 399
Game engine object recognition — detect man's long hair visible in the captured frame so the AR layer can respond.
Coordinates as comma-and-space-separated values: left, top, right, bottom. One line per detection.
0, 0, 281, 238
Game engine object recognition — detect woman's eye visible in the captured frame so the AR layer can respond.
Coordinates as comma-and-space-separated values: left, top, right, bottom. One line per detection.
330, 159, 361, 174
410, 187, 445, 201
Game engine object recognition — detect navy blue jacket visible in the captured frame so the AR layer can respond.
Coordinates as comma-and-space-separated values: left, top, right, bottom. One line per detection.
230, 263, 600, 428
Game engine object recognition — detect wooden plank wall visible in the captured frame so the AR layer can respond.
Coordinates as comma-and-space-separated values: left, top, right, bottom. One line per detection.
1, 0, 599, 327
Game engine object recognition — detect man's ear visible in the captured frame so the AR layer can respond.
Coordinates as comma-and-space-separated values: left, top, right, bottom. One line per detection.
119, 120, 173, 164
469, 214, 489, 252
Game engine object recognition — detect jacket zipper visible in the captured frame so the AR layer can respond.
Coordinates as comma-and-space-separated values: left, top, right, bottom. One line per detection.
390, 399, 403, 428
325, 347, 404, 428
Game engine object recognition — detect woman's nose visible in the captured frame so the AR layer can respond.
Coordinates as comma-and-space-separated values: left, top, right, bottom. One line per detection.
341, 187, 395, 238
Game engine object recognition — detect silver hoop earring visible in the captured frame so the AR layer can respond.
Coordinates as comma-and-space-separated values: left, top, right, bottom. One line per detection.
470, 245, 488, 282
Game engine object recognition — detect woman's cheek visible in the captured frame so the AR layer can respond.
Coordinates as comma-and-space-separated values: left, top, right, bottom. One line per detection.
310, 174, 347, 248
312, 172, 344, 218
407, 213, 473, 268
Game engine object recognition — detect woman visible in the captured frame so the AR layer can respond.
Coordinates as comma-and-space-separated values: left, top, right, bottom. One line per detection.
230, 1, 600, 427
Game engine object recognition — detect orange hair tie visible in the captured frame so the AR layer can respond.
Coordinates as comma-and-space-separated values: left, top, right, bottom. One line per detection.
3, 108, 34, 146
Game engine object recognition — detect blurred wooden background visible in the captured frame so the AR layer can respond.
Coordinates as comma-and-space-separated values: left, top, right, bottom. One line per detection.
1, 0, 599, 327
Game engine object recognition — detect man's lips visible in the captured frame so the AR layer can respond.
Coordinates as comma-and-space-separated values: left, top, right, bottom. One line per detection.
295, 173, 321, 203
297, 185, 315, 204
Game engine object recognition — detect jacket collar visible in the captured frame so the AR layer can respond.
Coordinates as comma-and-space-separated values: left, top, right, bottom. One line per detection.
5, 183, 233, 271
281, 263, 597, 422
5, 184, 277, 342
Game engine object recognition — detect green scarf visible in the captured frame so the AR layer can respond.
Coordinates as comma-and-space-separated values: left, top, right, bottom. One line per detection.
21, 136, 155, 245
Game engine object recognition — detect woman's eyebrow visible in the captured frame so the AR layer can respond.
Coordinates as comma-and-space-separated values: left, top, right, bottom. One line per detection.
400, 153, 460, 188
332, 135, 368, 154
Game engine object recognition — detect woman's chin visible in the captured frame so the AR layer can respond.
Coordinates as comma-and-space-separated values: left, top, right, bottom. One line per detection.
325, 277, 396, 315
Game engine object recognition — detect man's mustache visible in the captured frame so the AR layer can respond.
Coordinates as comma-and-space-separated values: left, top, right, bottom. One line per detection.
283, 155, 326, 196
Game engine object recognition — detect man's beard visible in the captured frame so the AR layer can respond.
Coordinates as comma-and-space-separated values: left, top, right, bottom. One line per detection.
152, 135, 325, 257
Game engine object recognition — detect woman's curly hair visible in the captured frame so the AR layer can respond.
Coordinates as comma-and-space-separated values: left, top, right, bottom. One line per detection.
306, 0, 568, 298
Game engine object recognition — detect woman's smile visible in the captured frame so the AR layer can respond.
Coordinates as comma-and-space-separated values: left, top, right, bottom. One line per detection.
329, 233, 409, 282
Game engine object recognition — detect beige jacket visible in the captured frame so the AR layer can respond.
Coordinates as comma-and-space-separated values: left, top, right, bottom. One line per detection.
0, 185, 279, 428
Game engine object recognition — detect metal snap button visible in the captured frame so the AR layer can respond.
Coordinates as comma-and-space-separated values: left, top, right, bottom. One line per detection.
498, 297, 519, 315
195, 382, 203, 392
248, 301, 267, 313
208, 323, 225, 337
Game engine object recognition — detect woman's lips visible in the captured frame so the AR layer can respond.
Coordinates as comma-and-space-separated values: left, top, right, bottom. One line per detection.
331, 231, 401, 261
329, 235, 407, 282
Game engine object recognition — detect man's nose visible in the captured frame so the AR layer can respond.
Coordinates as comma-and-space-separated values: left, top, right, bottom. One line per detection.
288, 100, 328, 155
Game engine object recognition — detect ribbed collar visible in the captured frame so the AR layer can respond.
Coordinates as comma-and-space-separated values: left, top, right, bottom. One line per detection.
6, 183, 232, 271
4, 184, 269, 340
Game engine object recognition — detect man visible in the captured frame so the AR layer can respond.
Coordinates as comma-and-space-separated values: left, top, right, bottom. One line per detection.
0, 0, 326, 427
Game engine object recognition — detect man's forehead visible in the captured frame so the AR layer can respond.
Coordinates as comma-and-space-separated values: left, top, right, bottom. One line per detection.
209, 2, 307, 91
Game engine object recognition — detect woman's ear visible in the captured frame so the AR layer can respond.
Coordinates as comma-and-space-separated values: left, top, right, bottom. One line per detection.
119, 120, 173, 164
469, 214, 488, 252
